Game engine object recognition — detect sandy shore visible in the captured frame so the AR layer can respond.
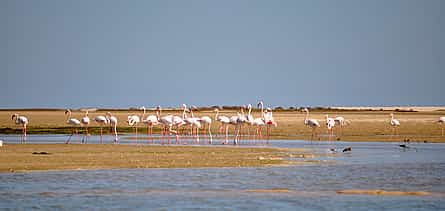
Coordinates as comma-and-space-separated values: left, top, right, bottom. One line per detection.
0, 144, 311, 173
1, 108, 445, 142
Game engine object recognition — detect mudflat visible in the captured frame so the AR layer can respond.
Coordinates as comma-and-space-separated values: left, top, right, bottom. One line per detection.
0, 144, 307, 172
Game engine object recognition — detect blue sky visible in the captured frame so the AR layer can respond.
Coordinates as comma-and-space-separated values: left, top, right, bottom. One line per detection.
2, 0, 444, 108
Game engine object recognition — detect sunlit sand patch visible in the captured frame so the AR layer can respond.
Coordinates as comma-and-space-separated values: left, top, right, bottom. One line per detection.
336, 189, 431, 196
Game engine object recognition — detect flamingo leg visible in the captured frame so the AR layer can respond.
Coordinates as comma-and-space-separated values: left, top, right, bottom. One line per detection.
203, 125, 207, 144
196, 127, 200, 144
100, 127, 103, 144
24, 126, 27, 143
21, 127, 24, 144
234, 125, 240, 145
75, 128, 79, 144
161, 126, 165, 145
66, 128, 74, 144
208, 124, 213, 144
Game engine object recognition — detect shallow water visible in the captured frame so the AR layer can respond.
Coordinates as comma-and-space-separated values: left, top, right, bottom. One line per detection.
0, 134, 444, 210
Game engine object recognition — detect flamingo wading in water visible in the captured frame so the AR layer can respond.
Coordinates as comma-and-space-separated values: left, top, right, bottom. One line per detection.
107, 112, 118, 143
11, 113, 28, 143
302, 108, 320, 141
64, 109, 81, 144
325, 114, 336, 142
143, 108, 160, 144
334, 116, 350, 138
214, 108, 230, 144
81, 110, 90, 143
94, 114, 109, 144
389, 113, 401, 140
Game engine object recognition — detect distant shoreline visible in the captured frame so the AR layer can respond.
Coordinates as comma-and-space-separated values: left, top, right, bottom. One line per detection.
1, 106, 444, 112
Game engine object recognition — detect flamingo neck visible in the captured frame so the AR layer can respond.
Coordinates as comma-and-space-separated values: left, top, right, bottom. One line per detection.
182, 106, 188, 119
66, 111, 72, 123
215, 110, 219, 121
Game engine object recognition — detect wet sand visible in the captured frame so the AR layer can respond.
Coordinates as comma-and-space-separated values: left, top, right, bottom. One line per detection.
0, 144, 307, 173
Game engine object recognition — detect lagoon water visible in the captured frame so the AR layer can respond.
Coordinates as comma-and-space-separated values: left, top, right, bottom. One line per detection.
0, 134, 444, 210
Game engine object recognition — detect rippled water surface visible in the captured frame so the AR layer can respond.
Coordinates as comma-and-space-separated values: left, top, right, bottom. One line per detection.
1, 135, 444, 210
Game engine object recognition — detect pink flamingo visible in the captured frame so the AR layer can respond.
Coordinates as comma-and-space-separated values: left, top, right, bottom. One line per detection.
214, 108, 230, 144
64, 109, 81, 144
11, 113, 28, 143
127, 107, 144, 143
81, 110, 90, 143
107, 112, 118, 143
157, 106, 177, 145
325, 114, 336, 142
188, 107, 202, 144
302, 108, 320, 141
263, 107, 277, 144
142, 108, 159, 144
389, 113, 401, 140
94, 114, 108, 144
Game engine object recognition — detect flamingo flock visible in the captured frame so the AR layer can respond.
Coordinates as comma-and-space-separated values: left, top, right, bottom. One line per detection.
9, 106, 445, 145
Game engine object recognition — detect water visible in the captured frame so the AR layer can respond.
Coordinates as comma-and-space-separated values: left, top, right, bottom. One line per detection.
1, 135, 444, 210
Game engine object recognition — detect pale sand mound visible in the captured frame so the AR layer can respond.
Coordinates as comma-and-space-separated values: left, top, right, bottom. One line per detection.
336, 189, 431, 196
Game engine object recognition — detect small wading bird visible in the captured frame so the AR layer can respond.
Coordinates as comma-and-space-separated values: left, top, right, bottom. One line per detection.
389, 113, 401, 140
64, 109, 81, 144
438, 116, 445, 136
302, 108, 320, 141
81, 110, 90, 143
11, 113, 28, 143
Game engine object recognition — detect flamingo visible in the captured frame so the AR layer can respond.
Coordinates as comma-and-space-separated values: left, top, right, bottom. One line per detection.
439, 117, 445, 136
188, 107, 202, 144
172, 112, 185, 145
127, 107, 143, 142
232, 106, 248, 145
302, 108, 320, 141
11, 113, 28, 143
263, 107, 277, 144
81, 110, 90, 143
157, 106, 177, 145
214, 108, 230, 144
252, 101, 266, 143
64, 109, 81, 144
334, 116, 350, 137
107, 112, 118, 143
197, 108, 213, 144
325, 114, 336, 142
244, 104, 254, 143
389, 113, 401, 140
94, 114, 109, 144
142, 108, 159, 144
